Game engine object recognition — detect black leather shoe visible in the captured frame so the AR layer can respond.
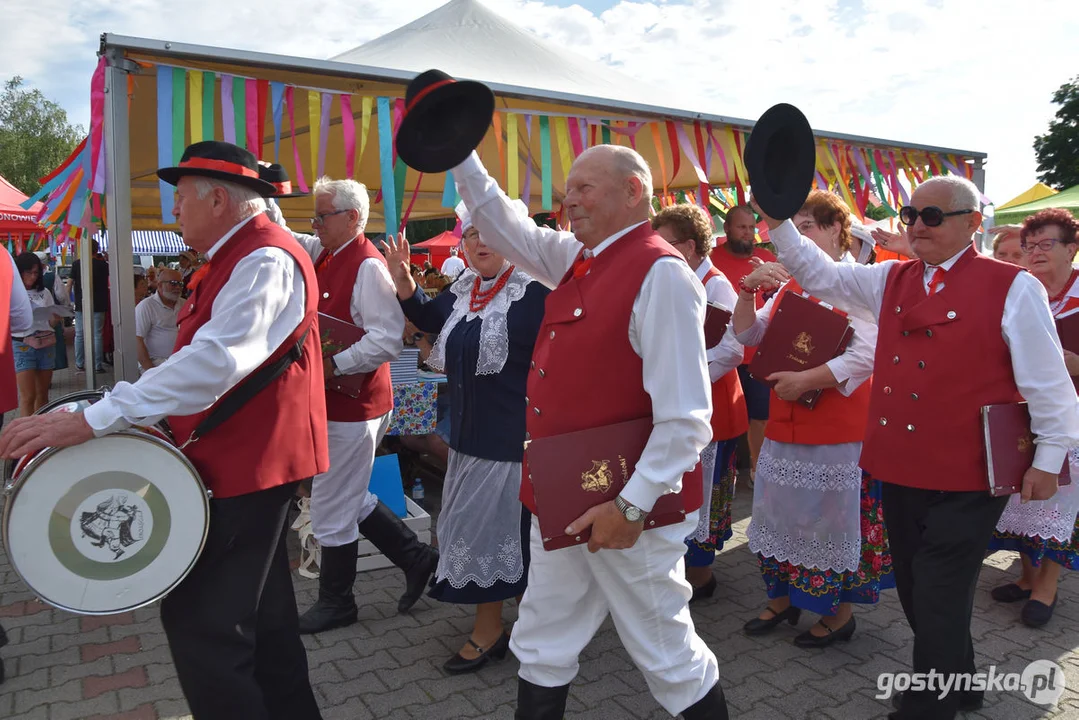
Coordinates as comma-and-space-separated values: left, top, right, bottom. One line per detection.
991, 582, 1032, 603
743, 605, 801, 636
443, 632, 510, 674
357, 501, 439, 614
515, 678, 570, 720
1021, 594, 1057, 627
689, 575, 717, 605
298, 541, 359, 634
681, 681, 729, 720
793, 616, 855, 648
891, 689, 984, 712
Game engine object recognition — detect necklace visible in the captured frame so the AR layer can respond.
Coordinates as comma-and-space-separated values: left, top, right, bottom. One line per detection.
469, 266, 515, 312
1048, 269, 1079, 313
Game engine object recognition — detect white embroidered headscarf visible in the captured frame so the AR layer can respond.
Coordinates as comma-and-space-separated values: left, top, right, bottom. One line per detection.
426, 199, 534, 376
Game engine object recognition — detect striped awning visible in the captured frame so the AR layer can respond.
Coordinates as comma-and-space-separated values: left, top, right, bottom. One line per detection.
94, 230, 188, 256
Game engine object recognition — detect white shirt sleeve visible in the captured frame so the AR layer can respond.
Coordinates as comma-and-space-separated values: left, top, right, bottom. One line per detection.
825, 314, 877, 396
453, 152, 580, 288
770, 220, 891, 323
134, 298, 151, 339
619, 257, 714, 512
734, 293, 777, 348
333, 258, 405, 374
265, 199, 322, 260
83, 247, 307, 435
705, 273, 744, 382
8, 253, 33, 336
1002, 272, 1079, 473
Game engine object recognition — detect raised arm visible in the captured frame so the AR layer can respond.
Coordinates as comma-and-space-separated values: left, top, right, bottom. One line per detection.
453, 152, 580, 287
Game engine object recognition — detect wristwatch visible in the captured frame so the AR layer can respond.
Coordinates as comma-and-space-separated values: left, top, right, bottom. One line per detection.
330, 356, 343, 377
614, 495, 644, 523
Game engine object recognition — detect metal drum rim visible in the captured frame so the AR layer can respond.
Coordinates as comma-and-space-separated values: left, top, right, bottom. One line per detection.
1, 428, 211, 616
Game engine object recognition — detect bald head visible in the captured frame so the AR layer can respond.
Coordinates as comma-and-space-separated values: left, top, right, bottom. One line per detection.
565, 145, 654, 248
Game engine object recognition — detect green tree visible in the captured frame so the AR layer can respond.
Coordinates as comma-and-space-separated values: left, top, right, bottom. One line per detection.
0, 76, 83, 195
1034, 76, 1079, 190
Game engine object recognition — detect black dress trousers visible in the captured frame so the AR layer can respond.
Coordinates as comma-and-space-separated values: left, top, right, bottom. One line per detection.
880, 483, 1009, 720
160, 481, 322, 720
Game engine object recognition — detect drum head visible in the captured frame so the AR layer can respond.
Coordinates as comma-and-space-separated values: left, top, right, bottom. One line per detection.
3, 431, 209, 615
5, 389, 108, 486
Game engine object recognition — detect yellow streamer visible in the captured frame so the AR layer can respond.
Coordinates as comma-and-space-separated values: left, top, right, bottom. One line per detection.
492, 112, 506, 185
822, 143, 859, 215
553, 117, 574, 184
307, 91, 320, 182
189, 72, 203, 143
723, 127, 748, 190
650, 123, 669, 198
359, 97, 373, 165
507, 113, 519, 199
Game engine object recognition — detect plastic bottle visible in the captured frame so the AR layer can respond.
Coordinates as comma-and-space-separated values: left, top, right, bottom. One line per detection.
411, 478, 425, 507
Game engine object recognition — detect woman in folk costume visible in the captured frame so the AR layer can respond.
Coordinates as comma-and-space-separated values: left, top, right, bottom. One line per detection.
733, 190, 894, 647
989, 208, 1079, 627
384, 200, 549, 674
651, 204, 747, 601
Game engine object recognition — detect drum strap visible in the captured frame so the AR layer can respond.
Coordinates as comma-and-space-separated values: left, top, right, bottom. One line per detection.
182, 324, 312, 447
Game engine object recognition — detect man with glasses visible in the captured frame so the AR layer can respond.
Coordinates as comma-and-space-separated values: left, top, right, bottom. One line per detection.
755, 174, 1079, 720
134, 267, 183, 372
265, 175, 439, 633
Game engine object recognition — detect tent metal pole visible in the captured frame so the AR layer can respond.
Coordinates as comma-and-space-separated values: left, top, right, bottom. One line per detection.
103, 53, 140, 384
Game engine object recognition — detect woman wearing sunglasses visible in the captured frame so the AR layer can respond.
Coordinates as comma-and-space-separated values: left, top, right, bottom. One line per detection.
988, 207, 1079, 627
734, 190, 893, 648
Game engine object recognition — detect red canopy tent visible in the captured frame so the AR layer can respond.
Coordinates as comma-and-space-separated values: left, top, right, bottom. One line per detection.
414, 230, 463, 272
0, 175, 44, 253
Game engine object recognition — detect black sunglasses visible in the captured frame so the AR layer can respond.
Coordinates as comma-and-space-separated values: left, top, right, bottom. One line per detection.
899, 206, 974, 228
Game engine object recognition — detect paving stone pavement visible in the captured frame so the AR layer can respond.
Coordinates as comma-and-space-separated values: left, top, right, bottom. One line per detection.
2, 361, 1078, 719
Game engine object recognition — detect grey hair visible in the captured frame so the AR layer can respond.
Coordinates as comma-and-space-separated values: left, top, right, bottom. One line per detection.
192, 177, 266, 220
916, 175, 981, 212
579, 145, 653, 204
314, 177, 370, 231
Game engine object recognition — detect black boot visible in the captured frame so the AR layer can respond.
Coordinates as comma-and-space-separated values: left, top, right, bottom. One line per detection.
358, 501, 439, 614
682, 682, 729, 720
298, 541, 359, 634
514, 678, 570, 720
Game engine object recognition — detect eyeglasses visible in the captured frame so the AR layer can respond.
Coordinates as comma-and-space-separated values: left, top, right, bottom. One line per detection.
898, 206, 974, 227
310, 209, 350, 227
162, 280, 184, 287
796, 220, 817, 234
1021, 238, 1065, 253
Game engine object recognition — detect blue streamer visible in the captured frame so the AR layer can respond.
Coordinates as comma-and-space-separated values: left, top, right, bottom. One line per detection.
441, 171, 458, 208
376, 97, 398, 235
271, 82, 285, 162
20, 157, 80, 210
157, 66, 175, 222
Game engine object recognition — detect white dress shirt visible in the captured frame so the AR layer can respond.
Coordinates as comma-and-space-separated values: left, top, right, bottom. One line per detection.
135, 292, 180, 362
696, 257, 744, 383
84, 212, 308, 435
454, 151, 712, 512
8, 253, 32, 335
265, 201, 403, 375
440, 255, 466, 279
733, 253, 877, 397
769, 219, 1079, 473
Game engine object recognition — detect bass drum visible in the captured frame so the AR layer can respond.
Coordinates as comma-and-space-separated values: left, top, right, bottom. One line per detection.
2, 390, 210, 615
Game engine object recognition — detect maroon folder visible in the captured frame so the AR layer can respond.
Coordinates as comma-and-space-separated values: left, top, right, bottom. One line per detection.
527, 417, 702, 551
1054, 308, 1079, 395
748, 291, 855, 408
318, 312, 368, 398
982, 402, 1071, 497
704, 303, 732, 348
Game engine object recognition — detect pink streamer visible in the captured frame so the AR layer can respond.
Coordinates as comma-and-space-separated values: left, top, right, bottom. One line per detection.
317, 93, 332, 178
674, 124, 708, 184
89, 57, 106, 194
245, 79, 259, 156
341, 95, 355, 179
707, 124, 731, 188
285, 87, 309, 193
567, 117, 583, 157
522, 115, 533, 208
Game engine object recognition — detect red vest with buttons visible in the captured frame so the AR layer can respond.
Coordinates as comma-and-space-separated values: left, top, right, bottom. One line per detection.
764, 280, 872, 446
860, 248, 1022, 492
521, 224, 704, 515
701, 265, 749, 441
0, 251, 17, 413
168, 213, 329, 498
315, 237, 394, 422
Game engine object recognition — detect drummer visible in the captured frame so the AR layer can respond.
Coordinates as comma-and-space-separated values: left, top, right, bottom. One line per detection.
0, 141, 329, 720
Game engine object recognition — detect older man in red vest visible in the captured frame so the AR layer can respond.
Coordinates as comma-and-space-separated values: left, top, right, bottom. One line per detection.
0, 141, 329, 720
757, 175, 1079, 720
452, 146, 727, 719
265, 175, 438, 633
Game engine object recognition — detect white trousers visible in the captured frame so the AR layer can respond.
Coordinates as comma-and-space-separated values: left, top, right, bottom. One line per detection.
310, 413, 392, 547
510, 513, 719, 716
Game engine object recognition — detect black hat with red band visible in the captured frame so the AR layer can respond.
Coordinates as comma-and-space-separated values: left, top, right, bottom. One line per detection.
395, 69, 494, 174
157, 141, 277, 197
256, 162, 310, 199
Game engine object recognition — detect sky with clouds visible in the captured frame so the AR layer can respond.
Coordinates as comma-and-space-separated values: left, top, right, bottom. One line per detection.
3, 0, 1077, 205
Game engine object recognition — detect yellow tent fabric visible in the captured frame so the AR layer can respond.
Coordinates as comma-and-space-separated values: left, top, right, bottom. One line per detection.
995, 182, 1058, 210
